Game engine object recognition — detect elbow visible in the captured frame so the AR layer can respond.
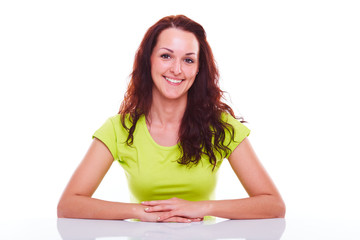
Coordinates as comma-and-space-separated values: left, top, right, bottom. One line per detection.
57, 197, 72, 218
57, 200, 66, 218
274, 198, 286, 218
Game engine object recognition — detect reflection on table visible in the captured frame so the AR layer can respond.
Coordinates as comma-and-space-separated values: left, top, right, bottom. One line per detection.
57, 217, 286, 240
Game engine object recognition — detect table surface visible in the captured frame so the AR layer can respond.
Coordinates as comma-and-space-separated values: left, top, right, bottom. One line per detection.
1, 217, 359, 240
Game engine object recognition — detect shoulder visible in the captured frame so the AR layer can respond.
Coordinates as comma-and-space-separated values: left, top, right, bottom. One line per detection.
105, 113, 132, 128
94, 114, 131, 138
221, 112, 251, 141
99, 113, 146, 137
100, 114, 121, 130
220, 112, 245, 127
92, 114, 136, 160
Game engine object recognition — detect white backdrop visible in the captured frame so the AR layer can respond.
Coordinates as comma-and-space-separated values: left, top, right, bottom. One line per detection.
1, 0, 359, 222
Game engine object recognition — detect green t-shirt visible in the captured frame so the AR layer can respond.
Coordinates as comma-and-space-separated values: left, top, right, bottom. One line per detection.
93, 113, 250, 203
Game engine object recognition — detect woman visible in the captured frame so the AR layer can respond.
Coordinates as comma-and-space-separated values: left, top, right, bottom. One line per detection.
57, 15, 285, 223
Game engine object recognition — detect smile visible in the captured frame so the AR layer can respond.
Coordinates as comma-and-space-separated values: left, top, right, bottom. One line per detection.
164, 76, 183, 84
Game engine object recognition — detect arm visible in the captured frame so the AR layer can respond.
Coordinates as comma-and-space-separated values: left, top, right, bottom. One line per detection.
57, 138, 201, 222
57, 138, 139, 220
206, 137, 286, 219
143, 138, 286, 220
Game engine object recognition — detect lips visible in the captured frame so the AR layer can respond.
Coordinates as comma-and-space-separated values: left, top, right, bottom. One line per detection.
164, 76, 183, 85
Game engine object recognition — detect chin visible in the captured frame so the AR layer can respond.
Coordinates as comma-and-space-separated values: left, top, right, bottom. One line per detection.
161, 90, 187, 101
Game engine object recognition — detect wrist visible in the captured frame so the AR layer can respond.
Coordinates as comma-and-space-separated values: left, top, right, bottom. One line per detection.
130, 203, 161, 222
122, 203, 145, 220
200, 200, 214, 217
202, 200, 214, 216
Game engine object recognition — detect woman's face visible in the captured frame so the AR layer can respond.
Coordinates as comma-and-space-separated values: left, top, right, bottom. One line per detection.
150, 28, 199, 101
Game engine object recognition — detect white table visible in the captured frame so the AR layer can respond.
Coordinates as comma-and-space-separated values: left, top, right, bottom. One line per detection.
1, 217, 359, 239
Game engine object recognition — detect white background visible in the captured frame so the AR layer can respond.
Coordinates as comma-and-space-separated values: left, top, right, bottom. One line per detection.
1, 0, 359, 223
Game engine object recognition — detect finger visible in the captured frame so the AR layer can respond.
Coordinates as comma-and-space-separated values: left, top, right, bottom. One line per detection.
144, 205, 174, 213
161, 217, 192, 223
141, 200, 172, 206
156, 211, 204, 223
160, 217, 202, 223
190, 218, 203, 222
156, 211, 175, 222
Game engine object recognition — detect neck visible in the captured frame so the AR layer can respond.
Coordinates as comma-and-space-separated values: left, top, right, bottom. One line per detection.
147, 88, 188, 127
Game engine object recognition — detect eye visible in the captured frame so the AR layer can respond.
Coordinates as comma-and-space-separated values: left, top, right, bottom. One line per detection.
184, 58, 194, 64
160, 54, 171, 59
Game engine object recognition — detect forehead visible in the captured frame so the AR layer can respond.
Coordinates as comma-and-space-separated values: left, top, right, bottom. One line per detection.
155, 28, 199, 53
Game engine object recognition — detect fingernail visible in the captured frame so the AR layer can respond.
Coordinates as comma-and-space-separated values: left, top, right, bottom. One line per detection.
144, 208, 149, 212
187, 219, 191, 222
157, 216, 161, 221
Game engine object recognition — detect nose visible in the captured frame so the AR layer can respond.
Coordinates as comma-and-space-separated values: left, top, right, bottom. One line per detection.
170, 59, 182, 75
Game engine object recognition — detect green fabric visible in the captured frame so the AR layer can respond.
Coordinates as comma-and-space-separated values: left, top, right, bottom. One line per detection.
93, 113, 250, 203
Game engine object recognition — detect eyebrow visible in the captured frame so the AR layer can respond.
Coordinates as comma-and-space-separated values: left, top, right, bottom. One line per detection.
160, 47, 197, 56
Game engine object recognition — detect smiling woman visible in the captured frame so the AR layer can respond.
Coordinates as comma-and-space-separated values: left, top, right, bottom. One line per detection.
150, 28, 199, 103
57, 15, 285, 223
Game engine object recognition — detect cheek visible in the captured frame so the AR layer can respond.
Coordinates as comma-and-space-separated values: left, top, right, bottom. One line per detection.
150, 59, 158, 74
150, 55, 161, 73
152, 60, 169, 75
151, 63, 163, 82
185, 67, 198, 79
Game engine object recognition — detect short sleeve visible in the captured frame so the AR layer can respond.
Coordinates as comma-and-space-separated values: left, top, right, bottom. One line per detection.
92, 117, 118, 160
222, 113, 251, 158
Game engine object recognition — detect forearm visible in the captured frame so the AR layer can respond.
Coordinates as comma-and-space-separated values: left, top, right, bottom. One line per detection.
57, 195, 142, 220
205, 195, 286, 219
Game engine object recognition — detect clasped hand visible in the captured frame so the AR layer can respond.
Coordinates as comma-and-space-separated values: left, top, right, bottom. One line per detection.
140, 197, 206, 223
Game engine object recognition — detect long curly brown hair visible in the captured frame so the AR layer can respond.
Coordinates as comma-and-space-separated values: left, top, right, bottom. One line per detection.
119, 15, 241, 170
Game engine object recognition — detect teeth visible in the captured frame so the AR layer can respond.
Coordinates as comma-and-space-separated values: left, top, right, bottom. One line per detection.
165, 77, 182, 84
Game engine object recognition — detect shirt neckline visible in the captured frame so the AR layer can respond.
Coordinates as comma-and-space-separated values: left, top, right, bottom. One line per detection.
139, 115, 179, 151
